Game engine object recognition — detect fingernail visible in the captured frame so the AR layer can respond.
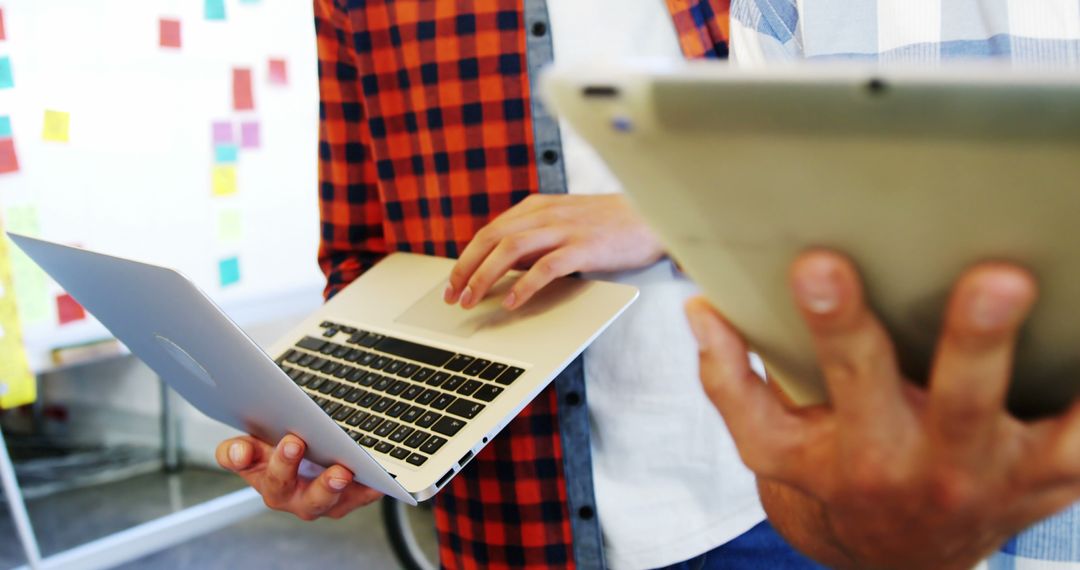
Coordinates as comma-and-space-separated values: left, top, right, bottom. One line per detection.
969, 287, 1020, 331
443, 284, 457, 303
502, 291, 517, 310
686, 303, 718, 349
459, 286, 474, 307
282, 441, 301, 460
328, 478, 349, 491
794, 265, 840, 314
229, 443, 245, 466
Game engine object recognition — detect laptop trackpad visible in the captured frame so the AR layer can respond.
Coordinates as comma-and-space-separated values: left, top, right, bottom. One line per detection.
395, 274, 586, 338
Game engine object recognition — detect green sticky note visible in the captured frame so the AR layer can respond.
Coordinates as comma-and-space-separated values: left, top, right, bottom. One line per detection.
205, 0, 226, 20
214, 144, 238, 163
0, 57, 13, 90
4, 206, 49, 325
0, 116, 11, 138
219, 257, 240, 287
218, 210, 242, 242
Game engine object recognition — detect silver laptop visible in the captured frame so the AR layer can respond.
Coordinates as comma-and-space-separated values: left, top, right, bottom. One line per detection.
543, 62, 1080, 419
9, 234, 638, 504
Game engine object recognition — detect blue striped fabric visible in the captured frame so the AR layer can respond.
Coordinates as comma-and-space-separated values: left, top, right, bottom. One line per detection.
730, 1, 1080, 567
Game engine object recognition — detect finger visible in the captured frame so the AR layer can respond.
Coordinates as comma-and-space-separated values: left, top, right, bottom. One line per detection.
928, 263, 1036, 446
501, 247, 585, 310
459, 228, 566, 309
323, 487, 385, 519
215, 436, 272, 473
445, 203, 553, 303
297, 465, 353, 518
790, 250, 906, 429
685, 297, 803, 478
1033, 398, 1080, 486
262, 434, 306, 505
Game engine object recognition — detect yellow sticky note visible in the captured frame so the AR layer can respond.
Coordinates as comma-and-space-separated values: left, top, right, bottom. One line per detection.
212, 165, 237, 196
0, 220, 36, 409
218, 209, 243, 242
42, 109, 71, 143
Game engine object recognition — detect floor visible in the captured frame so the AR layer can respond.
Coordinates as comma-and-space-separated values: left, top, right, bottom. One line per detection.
0, 467, 438, 569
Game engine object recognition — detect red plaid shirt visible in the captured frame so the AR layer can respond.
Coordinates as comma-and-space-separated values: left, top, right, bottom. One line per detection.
315, 1, 729, 567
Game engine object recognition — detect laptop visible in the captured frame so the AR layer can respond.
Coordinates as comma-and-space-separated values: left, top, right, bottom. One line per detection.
8, 234, 638, 504
542, 62, 1080, 419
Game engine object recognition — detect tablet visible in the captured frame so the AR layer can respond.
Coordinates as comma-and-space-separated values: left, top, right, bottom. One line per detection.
543, 62, 1080, 418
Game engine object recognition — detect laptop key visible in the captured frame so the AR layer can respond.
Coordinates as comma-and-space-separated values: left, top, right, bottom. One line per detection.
386, 401, 409, 418
359, 333, 384, 348
415, 411, 441, 429
442, 376, 466, 392
333, 345, 351, 359
389, 425, 415, 444
345, 388, 366, 403
321, 362, 341, 376
374, 336, 454, 367
334, 365, 354, 379
298, 354, 316, 367
308, 357, 327, 371
412, 367, 434, 383
306, 376, 326, 391
286, 350, 304, 363
347, 369, 367, 384
447, 399, 485, 420
315, 397, 329, 407
333, 384, 352, 399
371, 397, 394, 413
384, 360, 405, 375
347, 411, 369, 427
406, 453, 428, 466
341, 325, 356, 334
359, 435, 378, 448
463, 359, 491, 377
473, 384, 504, 402
323, 328, 339, 338
456, 380, 482, 397
347, 332, 368, 345
404, 431, 431, 449
359, 416, 383, 432
345, 349, 365, 362
390, 447, 411, 460
430, 393, 455, 410
374, 421, 399, 438
370, 356, 391, 370
444, 354, 473, 372
495, 367, 525, 386
387, 380, 409, 396
374, 441, 395, 454
296, 373, 317, 388
397, 364, 419, 378
319, 343, 337, 355
318, 380, 340, 395
419, 435, 448, 455
401, 385, 424, 401
400, 406, 424, 424
333, 407, 355, 422
358, 393, 380, 408
479, 362, 507, 381
415, 389, 439, 406
372, 376, 394, 392
358, 352, 378, 366
322, 401, 342, 416
432, 417, 466, 437
297, 336, 327, 352
426, 372, 451, 387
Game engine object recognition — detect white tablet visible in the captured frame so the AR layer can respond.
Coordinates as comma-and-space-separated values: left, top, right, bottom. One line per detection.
543, 62, 1080, 418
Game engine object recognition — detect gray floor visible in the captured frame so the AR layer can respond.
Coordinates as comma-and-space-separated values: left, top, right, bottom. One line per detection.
0, 468, 438, 569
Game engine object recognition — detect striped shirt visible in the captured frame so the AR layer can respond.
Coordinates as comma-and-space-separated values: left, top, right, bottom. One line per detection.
731, 2, 1080, 568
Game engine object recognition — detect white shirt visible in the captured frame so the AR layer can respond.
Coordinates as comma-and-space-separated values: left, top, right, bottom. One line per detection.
547, 2, 766, 568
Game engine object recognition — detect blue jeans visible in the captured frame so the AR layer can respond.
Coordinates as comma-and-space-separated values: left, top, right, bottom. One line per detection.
655, 521, 828, 570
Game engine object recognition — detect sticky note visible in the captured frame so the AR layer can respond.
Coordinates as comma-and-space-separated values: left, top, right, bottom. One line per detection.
0, 139, 18, 174
218, 210, 243, 242
268, 59, 288, 85
160, 18, 181, 49
42, 110, 70, 143
56, 293, 86, 325
219, 257, 240, 287
0, 56, 13, 90
233, 68, 254, 111
240, 121, 260, 149
0, 116, 11, 138
212, 165, 237, 196
0, 9, 6, 42
212, 121, 233, 145
205, 0, 226, 21
214, 144, 238, 163
5, 206, 48, 326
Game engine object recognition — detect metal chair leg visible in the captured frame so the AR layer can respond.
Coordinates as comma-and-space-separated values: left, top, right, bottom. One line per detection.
0, 426, 43, 569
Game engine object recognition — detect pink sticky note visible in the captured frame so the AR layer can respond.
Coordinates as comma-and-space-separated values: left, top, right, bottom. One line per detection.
240, 121, 260, 149
232, 68, 254, 111
160, 18, 181, 49
268, 59, 287, 85
0, 8, 6, 41
0, 138, 18, 174
212, 121, 233, 145
57, 293, 86, 325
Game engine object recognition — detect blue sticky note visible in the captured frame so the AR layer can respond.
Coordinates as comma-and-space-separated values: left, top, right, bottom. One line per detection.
0, 116, 11, 138
205, 0, 226, 20
0, 57, 13, 90
219, 257, 240, 287
214, 144, 238, 163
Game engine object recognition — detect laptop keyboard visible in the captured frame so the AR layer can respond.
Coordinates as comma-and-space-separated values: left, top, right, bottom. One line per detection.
275, 321, 525, 468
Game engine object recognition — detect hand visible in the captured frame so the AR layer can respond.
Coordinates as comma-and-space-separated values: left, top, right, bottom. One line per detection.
444, 194, 664, 310
215, 434, 382, 521
684, 250, 1080, 570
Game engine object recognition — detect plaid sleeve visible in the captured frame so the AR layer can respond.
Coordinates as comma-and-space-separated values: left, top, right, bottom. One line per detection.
314, 0, 388, 300
666, 0, 731, 59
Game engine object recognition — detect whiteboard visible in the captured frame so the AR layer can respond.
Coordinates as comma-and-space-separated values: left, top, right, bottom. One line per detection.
0, 0, 325, 371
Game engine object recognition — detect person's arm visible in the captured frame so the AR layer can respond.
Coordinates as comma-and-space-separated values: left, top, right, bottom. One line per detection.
215, 0, 385, 520
685, 250, 1080, 570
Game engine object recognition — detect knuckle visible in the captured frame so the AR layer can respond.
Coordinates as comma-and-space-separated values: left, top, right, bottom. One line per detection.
928, 466, 979, 513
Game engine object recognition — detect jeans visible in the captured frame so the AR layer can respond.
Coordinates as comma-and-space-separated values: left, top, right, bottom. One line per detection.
655, 520, 827, 570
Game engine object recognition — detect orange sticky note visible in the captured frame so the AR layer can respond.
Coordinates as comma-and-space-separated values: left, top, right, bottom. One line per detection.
0, 139, 18, 174
268, 59, 287, 85
56, 293, 86, 325
232, 68, 254, 111
160, 18, 181, 49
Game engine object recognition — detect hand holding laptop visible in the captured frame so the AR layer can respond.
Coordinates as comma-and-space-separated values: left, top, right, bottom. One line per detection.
686, 250, 1080, 570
